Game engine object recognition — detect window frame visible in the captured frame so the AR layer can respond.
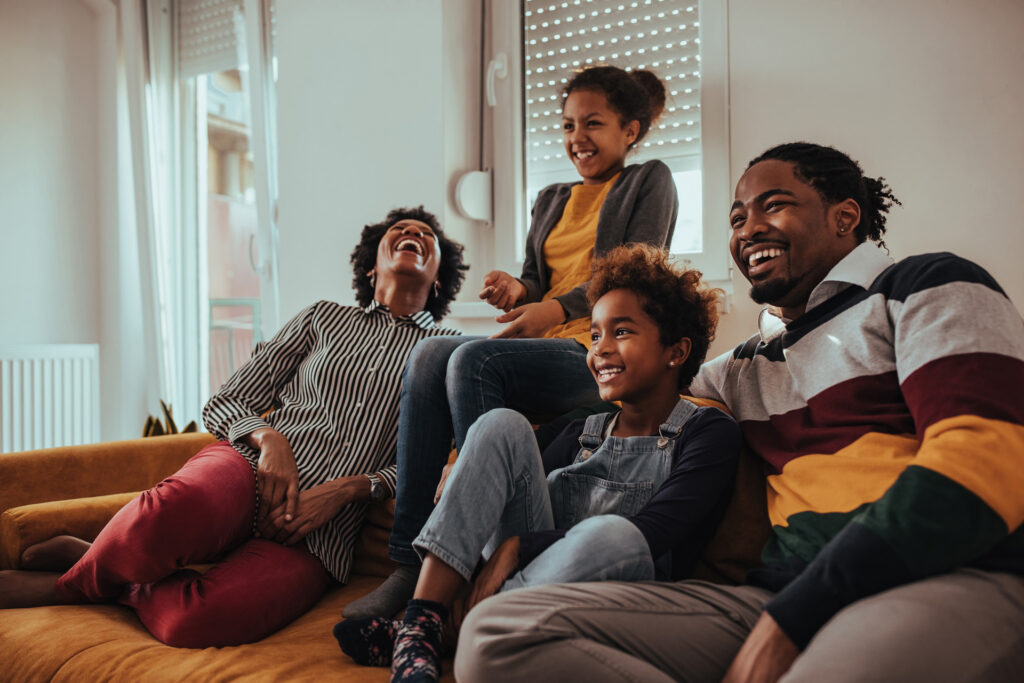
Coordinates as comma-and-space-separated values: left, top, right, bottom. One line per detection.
488, 0, 732, 285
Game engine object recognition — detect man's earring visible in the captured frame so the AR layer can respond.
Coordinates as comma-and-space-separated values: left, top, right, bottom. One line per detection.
368, 271, 376, 288
838, 223, 848, 234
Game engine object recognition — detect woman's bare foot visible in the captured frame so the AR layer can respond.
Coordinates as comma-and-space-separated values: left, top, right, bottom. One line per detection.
0, 570, 66, 608
20, 535, 91, 572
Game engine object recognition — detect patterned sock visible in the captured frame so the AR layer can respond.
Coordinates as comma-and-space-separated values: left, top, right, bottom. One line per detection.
333, 616, 400, 667
390, 599, 447, 683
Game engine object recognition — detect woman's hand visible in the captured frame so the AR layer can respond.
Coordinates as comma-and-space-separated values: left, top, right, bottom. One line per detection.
262, 476, 368, 546
434, 463, 455, 504
452, 536, 520, 630
249, 428, 300, 527
479, 271, 527, 312
491, 300, 566, 339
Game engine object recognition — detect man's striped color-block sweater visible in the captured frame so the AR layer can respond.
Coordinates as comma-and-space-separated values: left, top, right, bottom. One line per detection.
689, 241, 1024, 648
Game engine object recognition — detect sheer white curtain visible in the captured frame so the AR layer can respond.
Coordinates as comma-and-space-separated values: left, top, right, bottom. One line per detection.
117, 0, 278, 426
119, 0, 197, 422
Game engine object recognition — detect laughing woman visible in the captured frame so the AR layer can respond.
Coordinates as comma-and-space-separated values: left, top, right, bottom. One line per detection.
0, 207, 467, 648
348, 66, 681, 619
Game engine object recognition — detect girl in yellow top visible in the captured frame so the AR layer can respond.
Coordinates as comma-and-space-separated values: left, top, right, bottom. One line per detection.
346, 66, 680, 620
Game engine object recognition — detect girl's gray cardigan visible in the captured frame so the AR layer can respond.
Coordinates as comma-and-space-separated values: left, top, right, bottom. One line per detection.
517, 159, 679, 320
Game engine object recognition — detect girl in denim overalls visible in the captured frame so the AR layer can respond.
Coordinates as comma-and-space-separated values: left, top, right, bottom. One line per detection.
337, 245, 741, 682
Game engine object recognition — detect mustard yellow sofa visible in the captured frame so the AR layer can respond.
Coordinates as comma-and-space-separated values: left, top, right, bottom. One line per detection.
0, 432, 769, 682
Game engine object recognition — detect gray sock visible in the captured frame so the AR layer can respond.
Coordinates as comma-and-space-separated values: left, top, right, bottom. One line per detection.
343, 563, 420, 619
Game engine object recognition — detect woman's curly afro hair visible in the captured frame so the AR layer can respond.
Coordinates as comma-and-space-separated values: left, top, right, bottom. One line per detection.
587, 243, 721, 388
349, 206, 468, 322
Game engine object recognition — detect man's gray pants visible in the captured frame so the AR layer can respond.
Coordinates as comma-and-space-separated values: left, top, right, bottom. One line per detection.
455, 569, 1024, 682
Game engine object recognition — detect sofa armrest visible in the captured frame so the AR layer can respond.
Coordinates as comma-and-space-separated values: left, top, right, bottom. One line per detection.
0, 432, 216, 516
0, 492, 139, 569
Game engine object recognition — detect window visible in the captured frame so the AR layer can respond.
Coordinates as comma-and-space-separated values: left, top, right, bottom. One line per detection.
489, 0, 730, 282
178, 0, 280, 395
120, 0, 280, 423
202, 69, 264, 393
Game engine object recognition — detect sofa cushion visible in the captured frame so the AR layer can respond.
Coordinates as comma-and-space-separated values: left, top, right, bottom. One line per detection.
688, 447, 771, 584
0, 492, 139, 569
0, 433, 215, 513
352, 500, 399, 579
0, 576, 454, 682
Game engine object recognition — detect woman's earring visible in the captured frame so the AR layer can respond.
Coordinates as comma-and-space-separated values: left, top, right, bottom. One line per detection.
433, 281, 441, 298
368, 271, 376, 288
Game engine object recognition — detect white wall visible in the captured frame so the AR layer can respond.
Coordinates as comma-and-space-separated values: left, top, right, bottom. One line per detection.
276, 0, 459, 323
710, 0, 1024, 356
0, 0, 137, 442
275, 0, 496, 330
0, 0, 101, 345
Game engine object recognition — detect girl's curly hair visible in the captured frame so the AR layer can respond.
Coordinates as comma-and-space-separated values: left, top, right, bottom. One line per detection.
587, 244, 721, 387
349, 206, 468, 322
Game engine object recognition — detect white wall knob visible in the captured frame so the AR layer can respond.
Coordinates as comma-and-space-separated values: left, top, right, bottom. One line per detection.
454, 169, 493, 223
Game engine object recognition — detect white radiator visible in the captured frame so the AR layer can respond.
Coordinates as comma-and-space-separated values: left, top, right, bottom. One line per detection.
0, 344, 100, 453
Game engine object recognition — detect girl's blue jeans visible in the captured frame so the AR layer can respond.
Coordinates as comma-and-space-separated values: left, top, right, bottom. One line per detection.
388, 335, 601, 566
411, 408, 654, 587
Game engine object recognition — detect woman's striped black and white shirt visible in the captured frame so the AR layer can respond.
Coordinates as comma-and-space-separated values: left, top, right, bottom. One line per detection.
202, 300, 460, 582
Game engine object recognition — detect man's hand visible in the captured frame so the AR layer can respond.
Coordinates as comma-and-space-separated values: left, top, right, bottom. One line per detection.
249, 428, 300, 527
479, 271, 526, 312
721, 612, 800, 683
491, 300, 566, 339
434, 463, 455, 504
261, 476, 368, 546
452, 536, 520, 630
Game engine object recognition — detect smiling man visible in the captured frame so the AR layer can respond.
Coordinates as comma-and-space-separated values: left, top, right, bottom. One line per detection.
455, 142, 1024, 683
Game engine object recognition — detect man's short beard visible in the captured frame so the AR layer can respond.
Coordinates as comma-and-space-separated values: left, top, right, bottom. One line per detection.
749, 277, 799, 306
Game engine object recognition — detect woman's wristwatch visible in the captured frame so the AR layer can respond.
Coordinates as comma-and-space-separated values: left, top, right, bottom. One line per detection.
365, 473, 387, 501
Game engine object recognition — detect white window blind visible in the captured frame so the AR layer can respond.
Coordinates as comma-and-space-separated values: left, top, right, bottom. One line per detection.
524, 0, 701, 178
178, 0, 244, 77
178, 0, 276, 78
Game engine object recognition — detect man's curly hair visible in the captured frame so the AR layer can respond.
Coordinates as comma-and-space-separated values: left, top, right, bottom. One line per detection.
747, 142, 901, 249
587, 244, 721, 387
349, 206, 468, 322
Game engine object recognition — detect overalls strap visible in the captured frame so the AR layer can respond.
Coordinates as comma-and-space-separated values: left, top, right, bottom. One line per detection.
577, 412, 612, 459
656, 398, 699, 448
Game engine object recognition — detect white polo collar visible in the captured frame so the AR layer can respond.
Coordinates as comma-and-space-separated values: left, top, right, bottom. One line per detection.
756, 241, 893, 342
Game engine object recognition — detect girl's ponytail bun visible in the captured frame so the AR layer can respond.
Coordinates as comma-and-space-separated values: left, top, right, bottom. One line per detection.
630, 69, 666, 125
